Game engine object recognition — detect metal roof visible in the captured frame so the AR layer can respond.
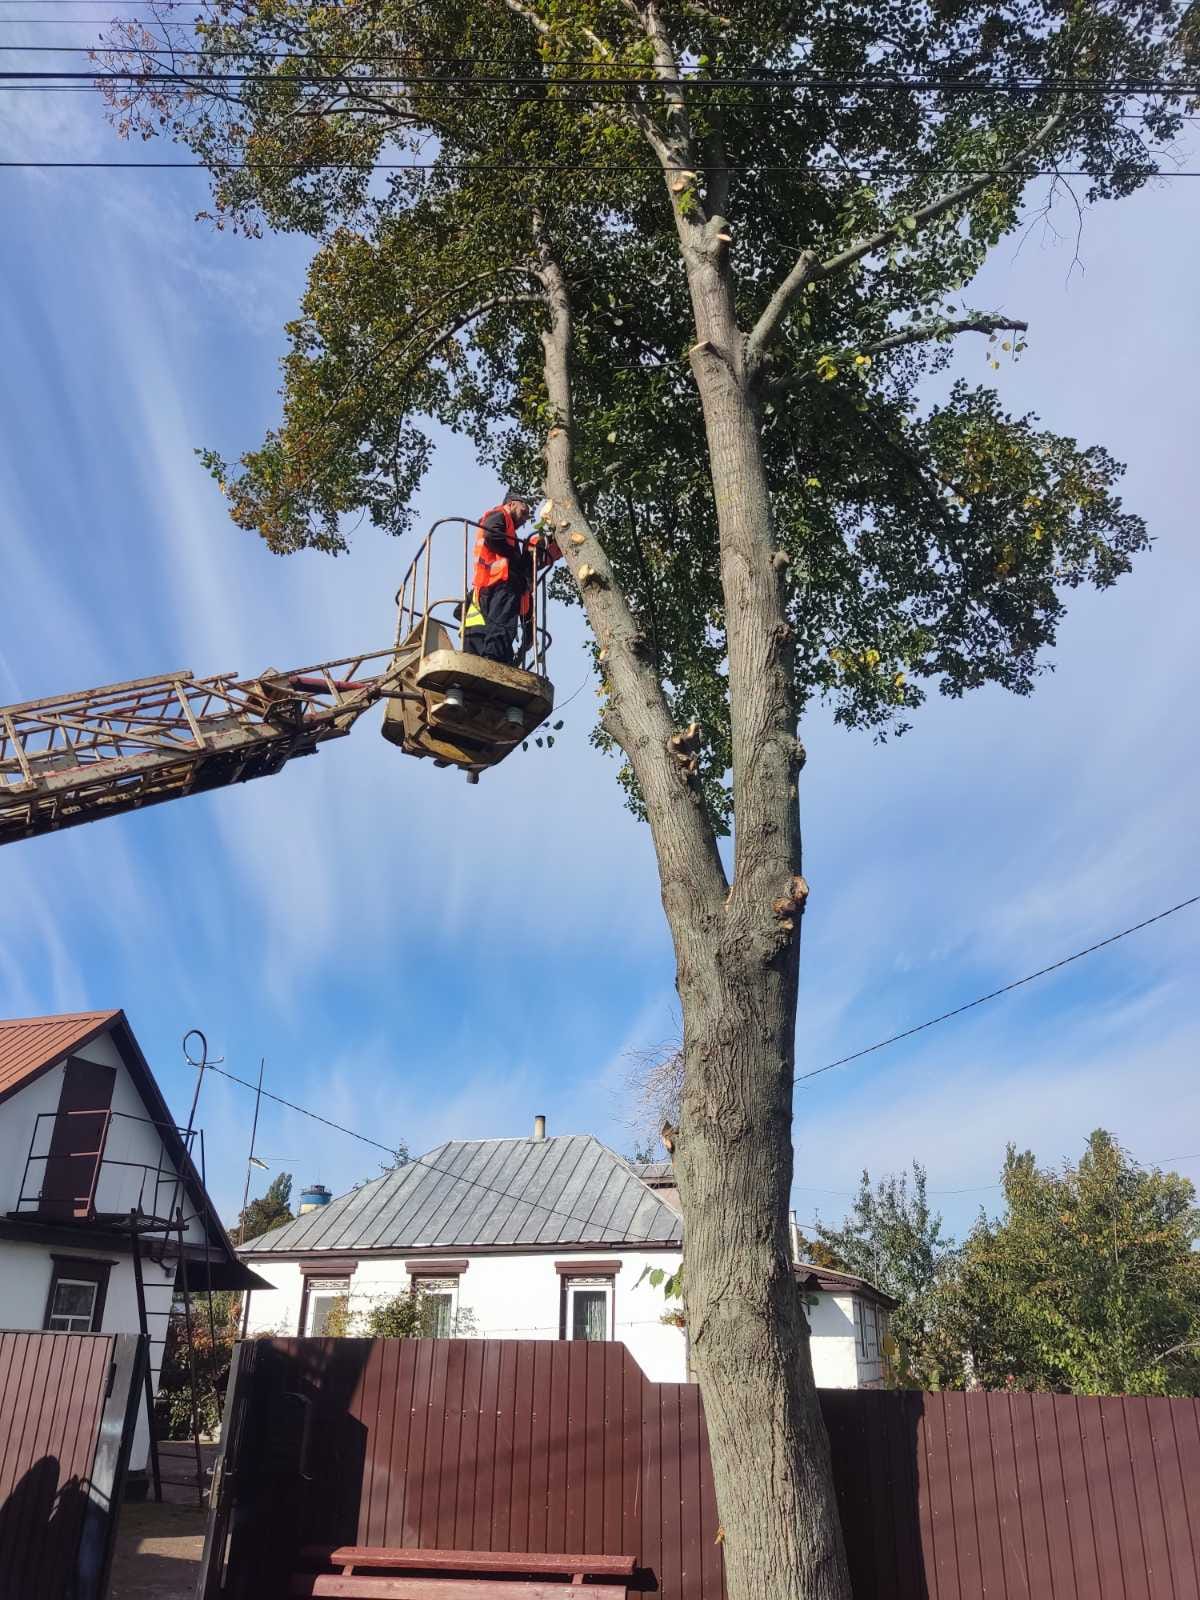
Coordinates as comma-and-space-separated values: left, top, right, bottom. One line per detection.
242, 1135, 684, 1255
0, 1009, 119, 1103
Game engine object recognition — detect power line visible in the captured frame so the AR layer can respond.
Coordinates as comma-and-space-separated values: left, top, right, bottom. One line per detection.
1, 63, 1197, 90
3, 157, 1197, 178
204, 1059, 671, 1246
796, 893, 1199, 1084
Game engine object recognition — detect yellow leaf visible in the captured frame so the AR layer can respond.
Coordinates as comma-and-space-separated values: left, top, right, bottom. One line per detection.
893, 671, 906, 688
805, 476, 821, 489
865, 648, 880, 667
854, 354, 872, 367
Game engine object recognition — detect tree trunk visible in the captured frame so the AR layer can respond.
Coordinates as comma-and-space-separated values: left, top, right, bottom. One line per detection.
671, 254, 854, 1600
536, 227, 851, 1600
676, 963, 851, 1600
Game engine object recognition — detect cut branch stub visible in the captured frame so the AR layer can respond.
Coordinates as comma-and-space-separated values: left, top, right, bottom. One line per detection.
577, 563, 608, 588
668, 720, 703, 781
568, 531, 586, 547
771, 875, 810, 919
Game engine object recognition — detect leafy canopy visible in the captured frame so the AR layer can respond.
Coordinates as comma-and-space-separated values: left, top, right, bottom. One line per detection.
938, 1131, 1200, 1395
807, 1162, 952, 1386
235, 1170, 294, 1243
104, 0, 1191, 818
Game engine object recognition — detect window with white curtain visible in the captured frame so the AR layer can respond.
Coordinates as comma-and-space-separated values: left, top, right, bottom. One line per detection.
565, 1278, 613, 1341
417, 1278, 457, 1337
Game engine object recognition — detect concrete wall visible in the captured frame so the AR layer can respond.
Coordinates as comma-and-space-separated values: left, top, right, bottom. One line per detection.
243, 1249, 870, 1389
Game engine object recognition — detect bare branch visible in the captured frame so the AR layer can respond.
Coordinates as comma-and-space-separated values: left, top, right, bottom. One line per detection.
747, 105, 1066, 371
766, 314, 1028, 395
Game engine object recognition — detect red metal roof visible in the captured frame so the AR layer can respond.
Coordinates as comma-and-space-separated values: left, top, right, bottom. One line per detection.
0, 1009, 120, 1104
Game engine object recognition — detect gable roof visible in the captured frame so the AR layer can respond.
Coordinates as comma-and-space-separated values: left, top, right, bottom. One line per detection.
242, 1134, 685, 1256
0, 1010, 120, 1103
0, 1007, 255, 1283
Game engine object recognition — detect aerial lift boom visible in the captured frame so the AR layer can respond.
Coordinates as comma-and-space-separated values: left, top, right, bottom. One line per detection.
0, 517, 556, 848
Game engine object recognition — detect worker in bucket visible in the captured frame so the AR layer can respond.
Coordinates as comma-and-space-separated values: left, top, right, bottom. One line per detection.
462, 491, 535, 663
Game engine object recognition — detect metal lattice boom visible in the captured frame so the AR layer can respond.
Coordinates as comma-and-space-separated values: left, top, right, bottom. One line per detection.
0, 648, 410, 846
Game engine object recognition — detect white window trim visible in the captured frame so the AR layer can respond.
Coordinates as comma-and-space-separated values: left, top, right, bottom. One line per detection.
304, 1276, 351, 1336
416, 1277, 458, 1337
47, 1277, 99, 1334
564, 1277, 614, 1342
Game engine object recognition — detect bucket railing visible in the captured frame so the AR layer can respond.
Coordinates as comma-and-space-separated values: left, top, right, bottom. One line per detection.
394, 516, 552, 678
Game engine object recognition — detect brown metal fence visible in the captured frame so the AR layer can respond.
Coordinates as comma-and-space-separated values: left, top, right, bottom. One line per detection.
825, 1388, 1200, 1600
0, 1329, 146, 1600
202, 1338, 1200, 1600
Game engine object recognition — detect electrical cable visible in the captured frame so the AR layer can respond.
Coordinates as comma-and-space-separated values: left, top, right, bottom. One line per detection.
3, 157, 1198, 177
203, 1059, 674, 1245
796, 893, 1199, 1084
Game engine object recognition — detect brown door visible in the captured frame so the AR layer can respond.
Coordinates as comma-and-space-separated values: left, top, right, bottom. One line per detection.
39, 1055, 117, 1220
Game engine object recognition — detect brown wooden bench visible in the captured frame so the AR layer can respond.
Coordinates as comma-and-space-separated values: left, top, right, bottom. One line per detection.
291, 1547, 637, 1599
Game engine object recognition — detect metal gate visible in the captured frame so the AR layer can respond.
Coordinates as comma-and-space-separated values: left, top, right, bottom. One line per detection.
0, 1329, 146, 1600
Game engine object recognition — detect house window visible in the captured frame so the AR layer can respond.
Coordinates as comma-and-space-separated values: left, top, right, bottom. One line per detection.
861, 1302, 878, 1360
417, 1279, 456, 1338
565, 1279, 613, 1341
43, 1256, 112, 1333
302, 1277, 350, 1336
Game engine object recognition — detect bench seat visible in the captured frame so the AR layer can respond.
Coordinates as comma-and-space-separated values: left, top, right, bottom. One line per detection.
291, 1546, 636, 1599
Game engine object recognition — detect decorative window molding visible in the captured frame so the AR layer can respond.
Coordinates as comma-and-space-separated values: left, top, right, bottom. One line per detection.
553, 1259, 621, 1276
405, 1259, 469, 1277
299, 1257, 357, 1276
298, 1269, 353, 1335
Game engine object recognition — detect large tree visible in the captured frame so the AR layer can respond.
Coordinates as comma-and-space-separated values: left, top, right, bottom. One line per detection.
936, 1131, 1200, 1395
104, 4, 1191, 1593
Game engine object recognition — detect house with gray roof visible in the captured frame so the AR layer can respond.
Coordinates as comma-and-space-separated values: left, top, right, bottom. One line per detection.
240, 1119, 896, 1388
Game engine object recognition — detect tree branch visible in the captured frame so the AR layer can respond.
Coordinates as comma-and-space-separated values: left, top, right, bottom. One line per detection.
746, 105, 1065, 371
765, 314, 1028, 395
535, 241, 728, 927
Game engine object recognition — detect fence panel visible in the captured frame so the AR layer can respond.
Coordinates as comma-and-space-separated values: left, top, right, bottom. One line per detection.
204, 1340, 1200, 1600
0, 1329, 144, 1600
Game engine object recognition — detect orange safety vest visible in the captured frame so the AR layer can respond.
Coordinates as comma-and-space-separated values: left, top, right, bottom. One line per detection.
472, 505, 519, 592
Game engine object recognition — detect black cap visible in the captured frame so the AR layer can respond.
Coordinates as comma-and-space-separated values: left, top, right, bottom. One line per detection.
504, 488, 533, 507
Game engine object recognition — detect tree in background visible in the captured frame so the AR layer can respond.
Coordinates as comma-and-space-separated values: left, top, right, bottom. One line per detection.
154, 1289, 242, 1441
807, 1163, 953, 1386
236, 1172, 294, 1245
103, 1, 1194, 1591
621, 1038, 684, 1160
936, 1131, 1200, 1395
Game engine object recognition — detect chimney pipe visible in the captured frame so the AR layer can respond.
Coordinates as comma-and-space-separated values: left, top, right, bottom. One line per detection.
533, 1114, 546, 1142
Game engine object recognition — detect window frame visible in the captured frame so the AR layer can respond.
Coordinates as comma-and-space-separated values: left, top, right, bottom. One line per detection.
416, 1278, 458, 1338
43, 1255, 113, 1333
562, 1277, 615, 1342
299, 1273, 352, 1336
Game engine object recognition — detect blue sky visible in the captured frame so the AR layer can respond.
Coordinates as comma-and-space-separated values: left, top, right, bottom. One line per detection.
1, 41, 1197, 1243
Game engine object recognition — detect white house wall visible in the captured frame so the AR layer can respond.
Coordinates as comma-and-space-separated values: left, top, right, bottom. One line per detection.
74, 1033, 207, 1245
243, 1250, 869, 1389
0, 1237, 173, 1471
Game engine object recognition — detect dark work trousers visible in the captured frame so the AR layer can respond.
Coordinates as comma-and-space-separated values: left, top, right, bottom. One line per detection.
462, 580, 522, 663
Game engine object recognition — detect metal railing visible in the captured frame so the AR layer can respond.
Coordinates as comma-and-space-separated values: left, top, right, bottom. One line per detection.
395, 516, 553, 678
15, 1107, 204, 1229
